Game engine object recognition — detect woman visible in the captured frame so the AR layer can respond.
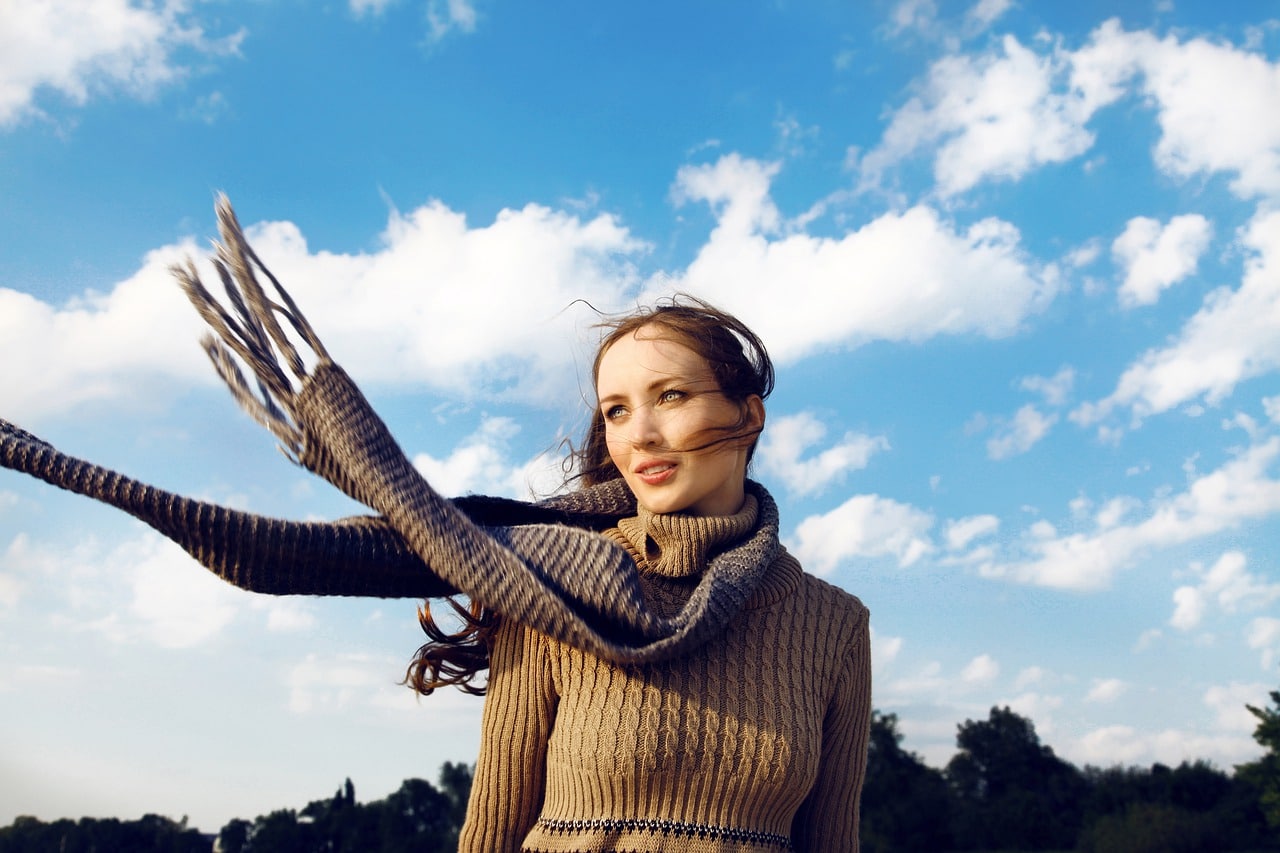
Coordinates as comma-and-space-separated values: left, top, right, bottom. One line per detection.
448, 302, 872, 851
0, 197, 869, 851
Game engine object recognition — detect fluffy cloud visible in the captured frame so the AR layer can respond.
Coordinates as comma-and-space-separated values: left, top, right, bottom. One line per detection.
1075, 209, 1280, 427
0, 0, 243, 127
1133, 25, 1280, 199
0, 241, 211, 423
863, 19, 1280, 200
664, 155, 1057, 363
413, 416, 525, 498
1085, 678, 1127, 703
1247, 617, 1280, 670
987, 404, 1057, 460
1205, 681, 1273, 732
3, 155, 1062, 425
944, 514, 999, 551
756, 411, 889, 497
961, 653, 1000, 685
980, 437, 1280, 590
1170, 550, 1280, 631
1112, 214, 1213, 307
1070, 724, 1259, 768
1, 527, 311, 648
790, 493, 934, 574
1020, 367, 1076, 407
859, 34, 1095, 196
0, 200, 644, 423
426, 0, 479, 42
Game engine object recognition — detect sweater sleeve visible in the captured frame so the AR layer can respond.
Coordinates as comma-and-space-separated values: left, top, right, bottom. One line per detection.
791, 604, 872, 852
459, 619, 558, 852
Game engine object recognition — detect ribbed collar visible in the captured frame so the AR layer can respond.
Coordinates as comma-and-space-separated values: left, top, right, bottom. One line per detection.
614, 495, 759, 579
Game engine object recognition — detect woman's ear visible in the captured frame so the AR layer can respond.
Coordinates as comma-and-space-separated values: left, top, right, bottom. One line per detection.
746, 395, 765, 434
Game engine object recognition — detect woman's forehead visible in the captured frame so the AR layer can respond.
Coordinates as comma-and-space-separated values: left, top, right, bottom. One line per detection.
597, 330, 712, 388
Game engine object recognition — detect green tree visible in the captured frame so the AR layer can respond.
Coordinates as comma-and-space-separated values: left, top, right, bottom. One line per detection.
217, 817, 252, 853
1240, 686, 1280, 828
946, 705, 1086, 850
1076, 802, 1219, 853
438, 761, 474, 831
373, 778, 456, 853
859, 710, 952, 852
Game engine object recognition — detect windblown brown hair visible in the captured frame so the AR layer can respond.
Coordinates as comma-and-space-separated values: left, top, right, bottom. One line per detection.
403, 294, 774, 696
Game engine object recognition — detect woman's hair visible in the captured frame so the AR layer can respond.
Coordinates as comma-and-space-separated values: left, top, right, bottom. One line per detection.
404, 294, 773, 696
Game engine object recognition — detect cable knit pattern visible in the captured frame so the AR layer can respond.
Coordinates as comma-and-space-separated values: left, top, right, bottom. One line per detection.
461, 503, 871, 853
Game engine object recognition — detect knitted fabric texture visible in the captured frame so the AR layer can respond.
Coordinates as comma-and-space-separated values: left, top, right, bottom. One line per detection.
460, 504, 872, 852
0, 195, 780, 665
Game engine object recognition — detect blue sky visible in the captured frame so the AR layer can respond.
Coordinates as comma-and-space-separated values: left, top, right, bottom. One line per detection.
2, 0, 1279, 833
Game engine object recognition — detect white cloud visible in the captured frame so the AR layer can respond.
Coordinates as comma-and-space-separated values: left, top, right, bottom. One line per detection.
350, 0, 397, 16
259, 599, 317, 633
887, 0, 938, 38
1135, 26, 1280, 199
413, 416, 525, 498
0, 200, 644, 423
427, 0, 479, 43
1074, 209, 1280, 428
665, 155, 1057, 363
859, 34, 1095, 197
961, 653, 999, 685
987, 404, 1057, 460
1202, 551, 1280, 612
944, 514, 999, 551
863, 19, 1280, 200
1014, 666, 1046, 689
1112, 214, 1213, 307
287, 652, 389, 713
1265, 396, 1280, 424
1247, 617, 1280, 669
125, 535, 242, 648
1020, 366, 1076, 407
1005, 692, 1064, 735
965, 0, 1013, 32
1069, 724, 1260, 768
1205, 681, 1273, 732
1170, 584, 1206, 631
790, 493, 934, 574
756, 412, 889, 497
871, 627, 904, 672
980, 437, 1280, 590
1095, 496, 1140, 530
0, 242, 212, 422
0, 0, 243, 127
1085, 677, 1127, 703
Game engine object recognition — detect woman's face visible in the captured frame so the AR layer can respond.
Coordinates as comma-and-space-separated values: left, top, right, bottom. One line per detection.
596, 328, 763, 516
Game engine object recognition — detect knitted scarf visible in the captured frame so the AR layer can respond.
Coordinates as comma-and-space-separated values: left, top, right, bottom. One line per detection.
0, 196, 778, 665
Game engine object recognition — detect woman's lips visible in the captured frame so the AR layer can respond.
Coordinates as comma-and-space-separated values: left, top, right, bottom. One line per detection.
635, 462, 676, 485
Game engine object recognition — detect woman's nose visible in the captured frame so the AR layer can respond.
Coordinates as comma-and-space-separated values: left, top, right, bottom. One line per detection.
630, 405, 663, 447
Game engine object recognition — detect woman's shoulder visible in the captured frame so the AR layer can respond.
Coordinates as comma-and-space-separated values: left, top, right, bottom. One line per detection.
795, 567, 870, 626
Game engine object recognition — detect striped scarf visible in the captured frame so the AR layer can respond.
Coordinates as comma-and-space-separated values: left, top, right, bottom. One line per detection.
0, 196, 778, 664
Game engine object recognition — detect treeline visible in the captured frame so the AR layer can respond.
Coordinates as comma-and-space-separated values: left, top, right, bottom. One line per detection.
0, 764, 472, 853
863, 687, 1280, 852
3, 689, 1278, 852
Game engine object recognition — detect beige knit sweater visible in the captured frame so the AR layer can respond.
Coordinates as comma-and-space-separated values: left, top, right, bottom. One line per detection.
460, 496, 871, 853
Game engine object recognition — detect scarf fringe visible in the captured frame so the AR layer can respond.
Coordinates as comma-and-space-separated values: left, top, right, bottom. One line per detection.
170, 193, 334, 463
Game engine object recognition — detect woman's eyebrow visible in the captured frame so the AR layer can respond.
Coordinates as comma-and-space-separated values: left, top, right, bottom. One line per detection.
598, 372, 703, 407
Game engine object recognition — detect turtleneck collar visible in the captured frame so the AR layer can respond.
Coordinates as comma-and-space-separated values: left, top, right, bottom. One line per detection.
613, 494, 759, 579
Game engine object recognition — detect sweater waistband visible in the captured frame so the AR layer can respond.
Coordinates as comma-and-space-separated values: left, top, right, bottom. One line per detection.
533, 816, 793, 850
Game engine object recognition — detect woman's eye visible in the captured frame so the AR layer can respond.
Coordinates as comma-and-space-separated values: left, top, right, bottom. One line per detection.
658, 389, 686, 404
604, 405, 627, 420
